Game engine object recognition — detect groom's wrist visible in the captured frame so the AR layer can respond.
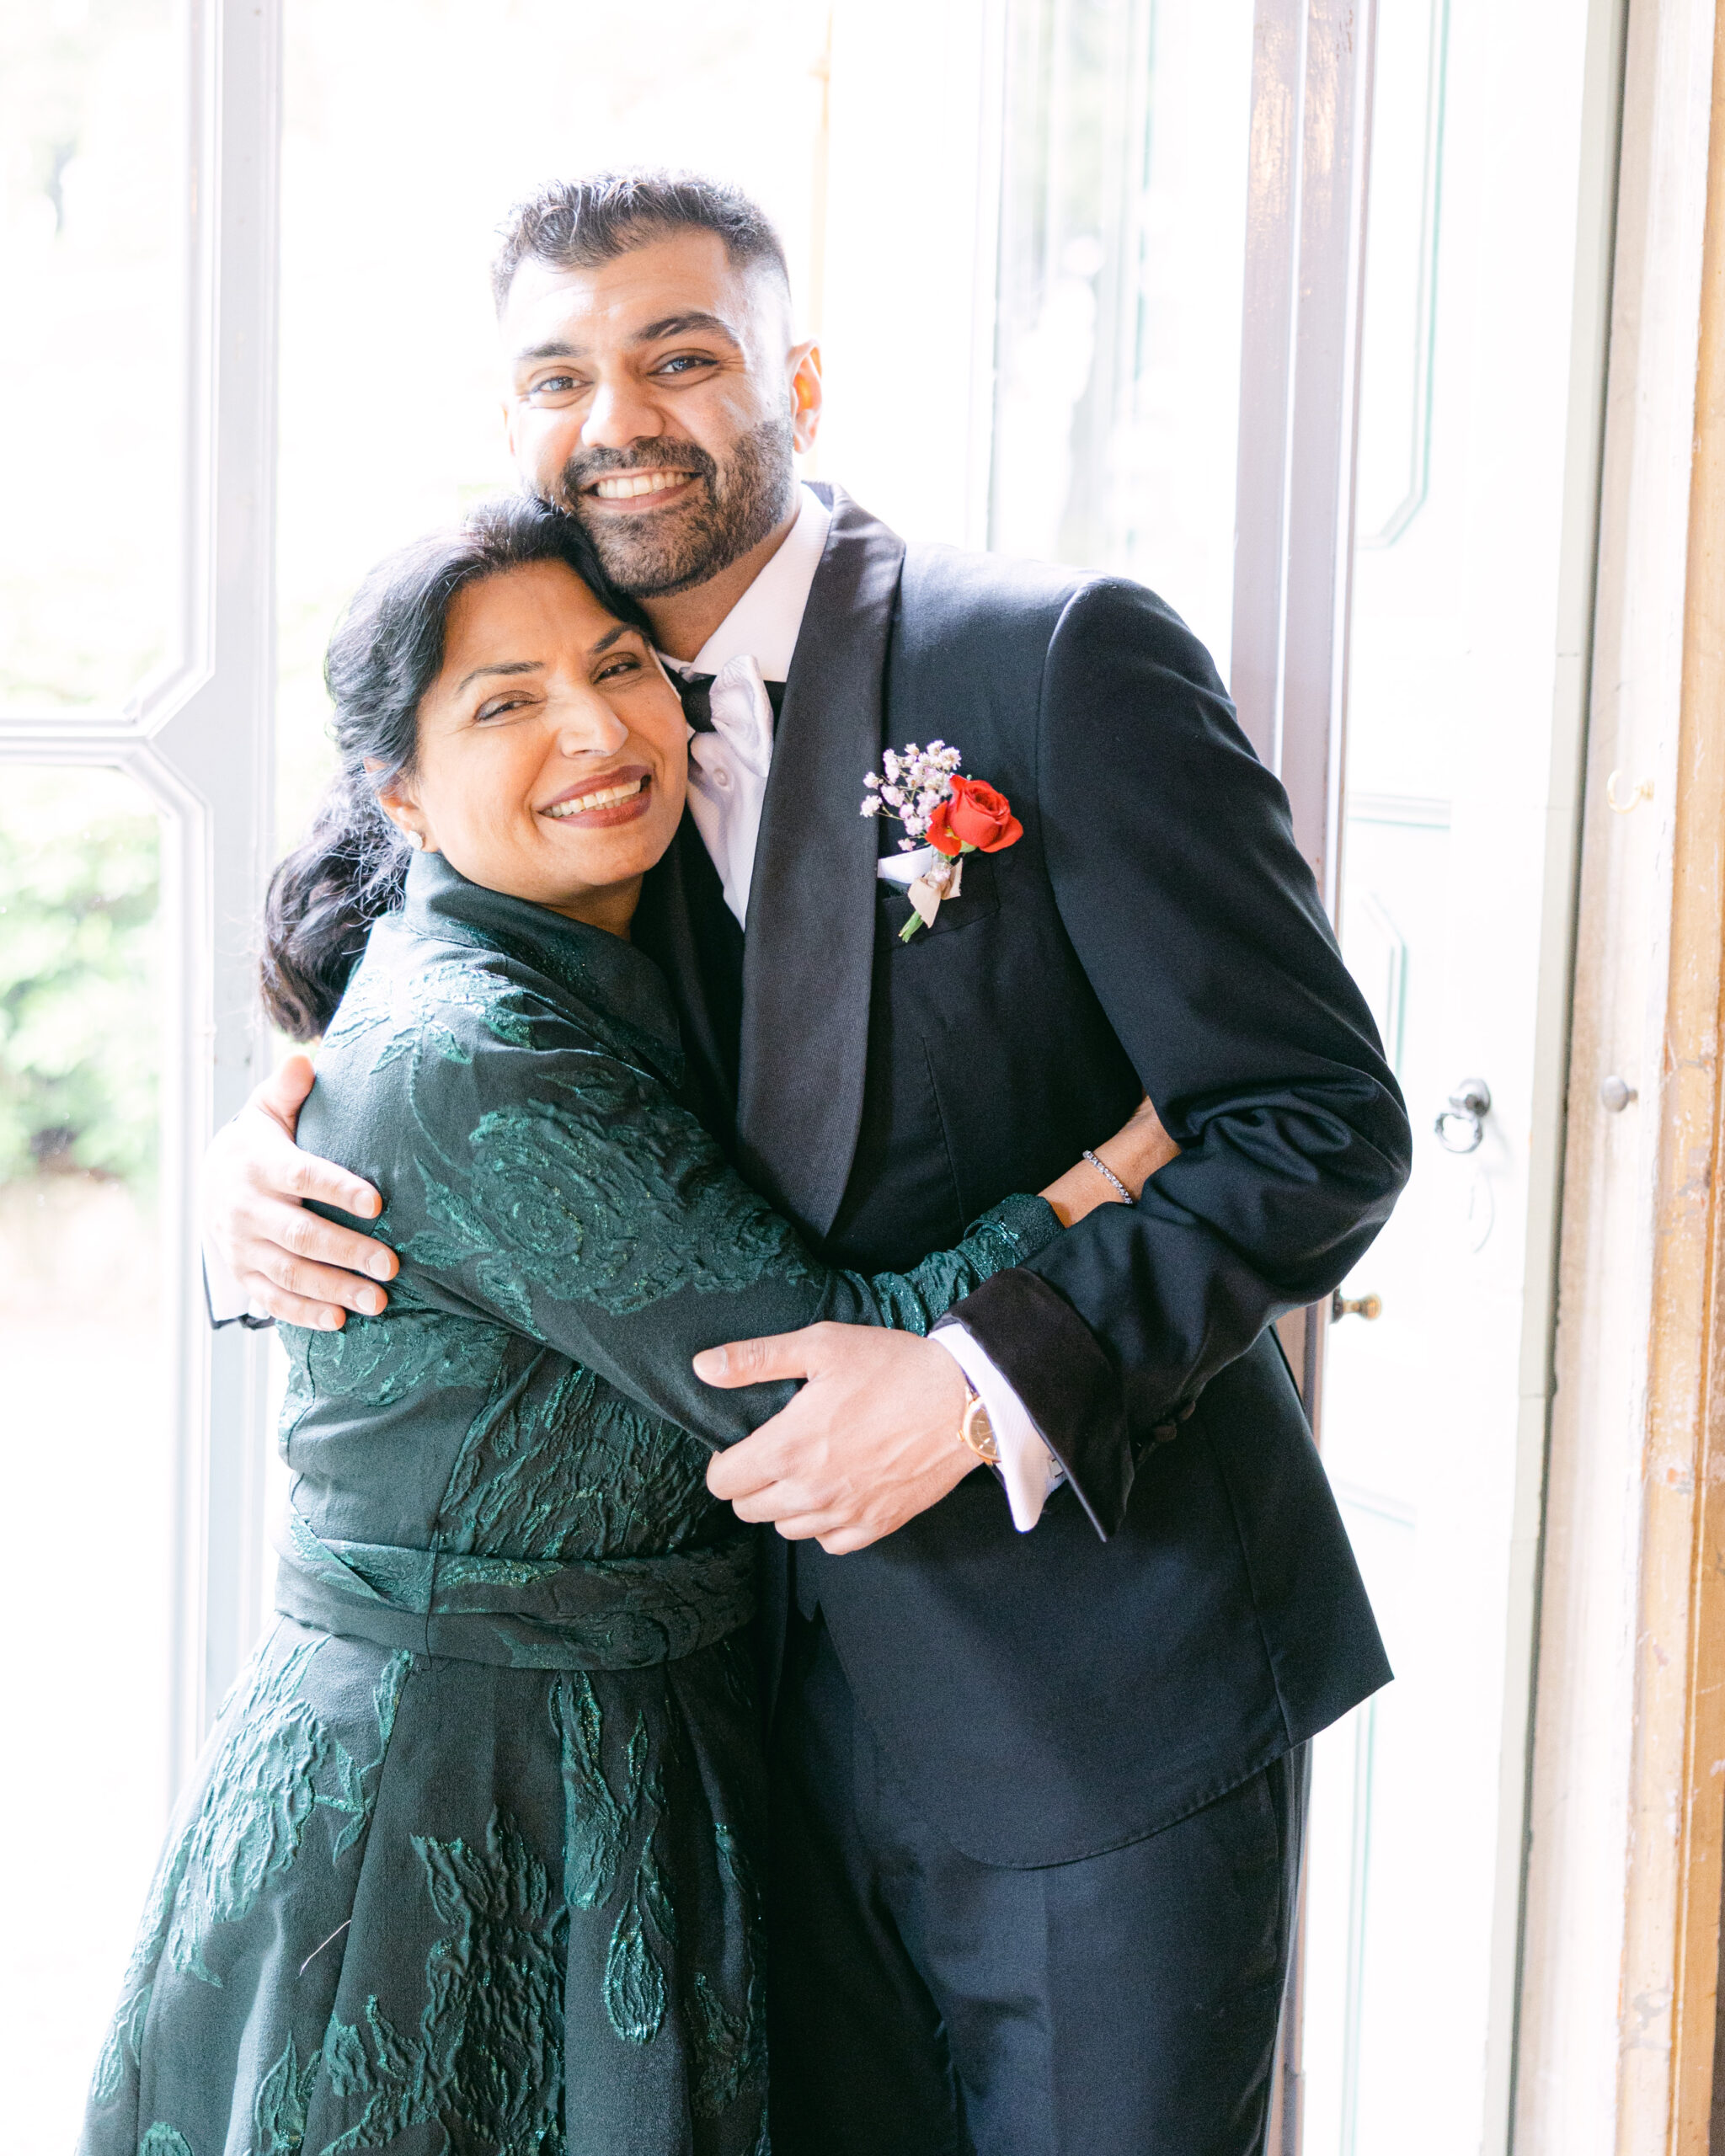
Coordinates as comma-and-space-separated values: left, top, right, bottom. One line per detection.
930, 1325, 1064, 1531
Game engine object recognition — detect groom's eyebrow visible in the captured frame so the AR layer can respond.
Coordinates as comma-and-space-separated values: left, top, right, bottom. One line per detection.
631, 311, 741, 348
512, 314, 741, 366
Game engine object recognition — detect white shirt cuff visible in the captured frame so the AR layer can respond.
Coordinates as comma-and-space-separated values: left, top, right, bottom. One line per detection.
931, 1321, 1065, 1532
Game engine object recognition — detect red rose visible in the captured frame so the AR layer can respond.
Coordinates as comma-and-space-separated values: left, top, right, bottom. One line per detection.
927, 776, 1023, 857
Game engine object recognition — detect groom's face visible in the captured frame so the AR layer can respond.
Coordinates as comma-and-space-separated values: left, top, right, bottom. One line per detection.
500, 230, 821, 599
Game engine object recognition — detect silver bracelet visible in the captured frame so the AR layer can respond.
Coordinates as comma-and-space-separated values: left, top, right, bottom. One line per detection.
1082, 1149, 1132, 1204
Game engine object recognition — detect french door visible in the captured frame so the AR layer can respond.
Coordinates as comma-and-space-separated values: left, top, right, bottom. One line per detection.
0, 1, 1626, 2146
828, 1, 1623, 2148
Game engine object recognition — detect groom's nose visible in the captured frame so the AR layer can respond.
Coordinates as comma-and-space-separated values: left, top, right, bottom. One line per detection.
581, 366, 665, 450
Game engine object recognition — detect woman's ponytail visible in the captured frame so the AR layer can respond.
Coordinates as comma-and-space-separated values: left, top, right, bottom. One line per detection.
259, 770, 408, 1042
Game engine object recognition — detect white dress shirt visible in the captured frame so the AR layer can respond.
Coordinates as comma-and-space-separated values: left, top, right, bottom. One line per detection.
212, 483, 1065, 1528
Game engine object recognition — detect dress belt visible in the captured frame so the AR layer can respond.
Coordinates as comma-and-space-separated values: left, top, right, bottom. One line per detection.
273, 1510, 756, 1670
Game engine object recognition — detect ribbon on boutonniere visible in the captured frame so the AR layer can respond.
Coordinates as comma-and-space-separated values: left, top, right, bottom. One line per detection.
862, 744, 1024, 941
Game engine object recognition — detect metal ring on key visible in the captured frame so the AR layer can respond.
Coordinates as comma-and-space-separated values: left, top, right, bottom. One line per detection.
1434, 1077, 1492, 1155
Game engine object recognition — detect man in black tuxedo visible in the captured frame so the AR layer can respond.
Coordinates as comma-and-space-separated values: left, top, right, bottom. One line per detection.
206, 172, 1410, 2153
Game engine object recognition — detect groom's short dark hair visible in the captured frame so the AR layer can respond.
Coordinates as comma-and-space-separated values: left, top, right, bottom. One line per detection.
492, 171, 791, 312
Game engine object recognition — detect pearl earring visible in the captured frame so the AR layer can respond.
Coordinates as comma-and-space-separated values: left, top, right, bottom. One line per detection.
404, 830, 425, 851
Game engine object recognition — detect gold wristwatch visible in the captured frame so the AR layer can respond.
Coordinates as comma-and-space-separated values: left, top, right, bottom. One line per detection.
957, 1380, 1001, 1465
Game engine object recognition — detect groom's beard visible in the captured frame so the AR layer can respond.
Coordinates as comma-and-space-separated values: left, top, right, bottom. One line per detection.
555, 417, 798, 597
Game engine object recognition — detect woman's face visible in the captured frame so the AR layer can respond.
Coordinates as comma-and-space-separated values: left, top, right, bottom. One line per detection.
381, 559, 686, 931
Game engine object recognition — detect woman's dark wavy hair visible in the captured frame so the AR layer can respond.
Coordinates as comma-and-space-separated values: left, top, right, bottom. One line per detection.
259, 496, 652, 1042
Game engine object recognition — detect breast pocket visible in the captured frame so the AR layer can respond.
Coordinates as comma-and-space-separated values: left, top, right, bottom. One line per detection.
876, 850, 1002, 947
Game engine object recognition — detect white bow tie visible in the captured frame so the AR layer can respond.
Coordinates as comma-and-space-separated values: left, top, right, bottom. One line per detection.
681, 654, 777, 926
688, 653, 775, 781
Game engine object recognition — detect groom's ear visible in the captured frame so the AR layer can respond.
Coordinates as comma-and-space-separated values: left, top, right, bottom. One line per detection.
791, 341, 824, 454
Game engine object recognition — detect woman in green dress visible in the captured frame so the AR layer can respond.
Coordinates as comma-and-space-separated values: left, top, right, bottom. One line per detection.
81, 499, 1161, 2156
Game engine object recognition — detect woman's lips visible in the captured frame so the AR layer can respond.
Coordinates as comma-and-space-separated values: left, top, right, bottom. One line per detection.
539, 771, 653, 830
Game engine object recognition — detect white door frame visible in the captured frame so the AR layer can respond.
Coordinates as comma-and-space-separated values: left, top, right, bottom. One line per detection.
1515, 0, 1718, 2148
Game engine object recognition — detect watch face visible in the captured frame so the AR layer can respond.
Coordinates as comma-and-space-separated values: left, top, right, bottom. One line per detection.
962, 1393, 1000, 1464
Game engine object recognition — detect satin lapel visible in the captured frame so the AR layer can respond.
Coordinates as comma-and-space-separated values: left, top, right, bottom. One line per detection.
736, 488, 905, 1239
632, 812, 744, 1145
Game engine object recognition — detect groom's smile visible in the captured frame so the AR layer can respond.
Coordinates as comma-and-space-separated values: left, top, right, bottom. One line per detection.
587, 468, 700, 506
570, 443, 717, 526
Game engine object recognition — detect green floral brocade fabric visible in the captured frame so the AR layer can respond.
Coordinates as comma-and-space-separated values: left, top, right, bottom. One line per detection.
81, 851, 1056, 2156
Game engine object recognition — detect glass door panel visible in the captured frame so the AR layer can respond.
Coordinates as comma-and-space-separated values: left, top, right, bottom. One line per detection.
989, 0, 1253, 672
0, 2, 185, 714
0, 765, 171, 2147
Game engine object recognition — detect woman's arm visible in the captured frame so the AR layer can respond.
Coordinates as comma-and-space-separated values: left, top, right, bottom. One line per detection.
369, 1022, 1060, 1454
1039, 1095, 1180, 1226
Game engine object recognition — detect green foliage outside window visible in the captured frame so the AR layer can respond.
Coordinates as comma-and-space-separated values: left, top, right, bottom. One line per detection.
0, 775, 159, 1187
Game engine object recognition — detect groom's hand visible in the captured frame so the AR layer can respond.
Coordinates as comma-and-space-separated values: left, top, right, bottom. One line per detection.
203, 1054, 397, 1330
696, 1326, 975, 1553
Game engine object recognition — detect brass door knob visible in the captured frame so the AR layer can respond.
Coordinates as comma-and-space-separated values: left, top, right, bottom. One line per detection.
1332, 1291, 1382, 1321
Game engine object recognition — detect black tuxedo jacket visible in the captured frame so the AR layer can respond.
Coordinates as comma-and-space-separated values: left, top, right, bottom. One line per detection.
635, 487, 1409, 1869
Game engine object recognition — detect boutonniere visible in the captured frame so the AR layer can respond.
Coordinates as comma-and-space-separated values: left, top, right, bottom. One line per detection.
861, 741, 1024, 940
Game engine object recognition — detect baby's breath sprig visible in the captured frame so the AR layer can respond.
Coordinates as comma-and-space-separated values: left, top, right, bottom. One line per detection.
860, 740, 964, 851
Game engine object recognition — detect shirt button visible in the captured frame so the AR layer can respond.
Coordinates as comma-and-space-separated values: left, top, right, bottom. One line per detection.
714, 769, 732, 789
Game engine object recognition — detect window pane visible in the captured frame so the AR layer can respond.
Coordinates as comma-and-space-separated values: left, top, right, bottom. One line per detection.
0, 766, 169, 2144
276, 0, 831, 842
989, 0, 1254, 676
0, 3, 184, 713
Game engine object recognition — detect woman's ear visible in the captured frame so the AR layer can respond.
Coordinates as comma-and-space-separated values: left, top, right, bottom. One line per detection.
372, 771, 436, 855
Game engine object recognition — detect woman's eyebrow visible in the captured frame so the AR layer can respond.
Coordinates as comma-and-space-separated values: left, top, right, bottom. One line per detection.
590, 625, 634, 657
454, 659, 542, 695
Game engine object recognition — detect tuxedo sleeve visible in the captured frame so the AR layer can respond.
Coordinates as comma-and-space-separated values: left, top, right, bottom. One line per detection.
948, 576, 1413, 1538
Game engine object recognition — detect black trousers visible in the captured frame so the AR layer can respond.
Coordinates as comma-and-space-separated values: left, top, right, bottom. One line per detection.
767, 1611, 1303, 2156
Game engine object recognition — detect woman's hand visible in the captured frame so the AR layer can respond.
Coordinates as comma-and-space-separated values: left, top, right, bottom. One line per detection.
1039, 1095, 1181, 1226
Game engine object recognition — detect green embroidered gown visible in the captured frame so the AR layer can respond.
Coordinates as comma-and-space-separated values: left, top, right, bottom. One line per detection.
80, 852, 1056, 2156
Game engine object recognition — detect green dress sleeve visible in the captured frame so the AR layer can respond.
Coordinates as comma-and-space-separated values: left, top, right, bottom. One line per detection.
347, 1003, 1058, 1453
